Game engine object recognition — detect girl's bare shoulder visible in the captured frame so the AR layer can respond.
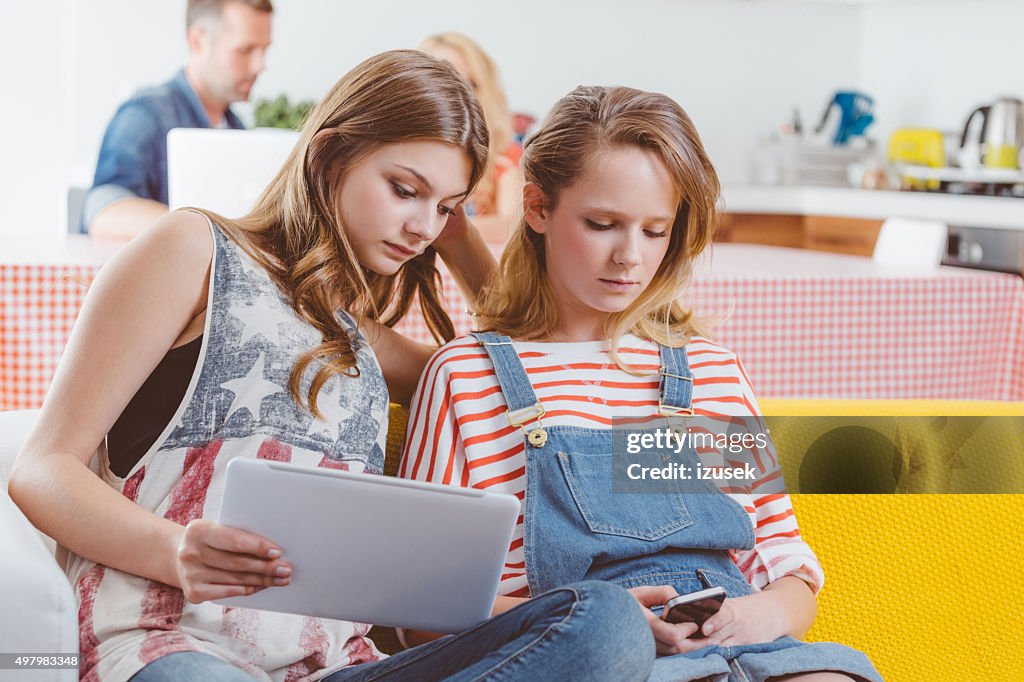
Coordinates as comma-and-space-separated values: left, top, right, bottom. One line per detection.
135, 209, 215, 270
95, 209, 216, 317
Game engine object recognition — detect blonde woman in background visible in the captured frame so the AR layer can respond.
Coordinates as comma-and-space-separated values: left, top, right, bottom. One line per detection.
420, 32, 523, 243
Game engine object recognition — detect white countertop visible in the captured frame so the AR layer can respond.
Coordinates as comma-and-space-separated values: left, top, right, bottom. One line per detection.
696, 243, 994, 279
722, 185, 1024, 230
3, 235, 123, 265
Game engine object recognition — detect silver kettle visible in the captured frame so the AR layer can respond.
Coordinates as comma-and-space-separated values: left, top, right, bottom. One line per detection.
959, 97, 1024, 169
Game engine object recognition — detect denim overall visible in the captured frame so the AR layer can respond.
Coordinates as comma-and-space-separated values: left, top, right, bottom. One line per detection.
473, 332, 882, 682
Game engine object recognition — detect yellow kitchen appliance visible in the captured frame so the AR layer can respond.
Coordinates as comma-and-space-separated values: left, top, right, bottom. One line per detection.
887, 128, 946, 190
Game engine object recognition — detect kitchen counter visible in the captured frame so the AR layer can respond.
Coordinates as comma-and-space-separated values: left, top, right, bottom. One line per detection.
722, 185, 1024, 230
5, 234, 122, 264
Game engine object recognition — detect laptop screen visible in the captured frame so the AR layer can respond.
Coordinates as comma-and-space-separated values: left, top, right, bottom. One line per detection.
167, 127, 300, 218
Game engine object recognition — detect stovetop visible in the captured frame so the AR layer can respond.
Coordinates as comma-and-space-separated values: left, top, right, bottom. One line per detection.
916, 182, 1024, 198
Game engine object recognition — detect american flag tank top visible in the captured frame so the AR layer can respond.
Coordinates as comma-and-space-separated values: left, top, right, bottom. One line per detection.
68, 217, 389, 681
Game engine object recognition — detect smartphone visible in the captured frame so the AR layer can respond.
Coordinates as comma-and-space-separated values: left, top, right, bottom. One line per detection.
661, 586, 726, 637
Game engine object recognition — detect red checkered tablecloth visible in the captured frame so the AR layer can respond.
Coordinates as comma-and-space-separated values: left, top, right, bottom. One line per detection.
394, 244, 1024, 401
4, 242, 1023, 409
2, 236, 118, 411
687, 268, 1024, 400
2, 262, 99, 410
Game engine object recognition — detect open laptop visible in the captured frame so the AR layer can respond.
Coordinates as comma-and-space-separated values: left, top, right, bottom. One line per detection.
167, 127, 300, 218
215, 458, 520, 633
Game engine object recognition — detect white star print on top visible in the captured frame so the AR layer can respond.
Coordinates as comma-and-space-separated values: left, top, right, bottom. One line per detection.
219, 351, 283, 423
234, 297, 283, 346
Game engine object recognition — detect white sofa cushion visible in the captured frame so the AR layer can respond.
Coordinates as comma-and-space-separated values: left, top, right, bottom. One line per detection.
0, 409, 79, 682
0, 408, 40, 485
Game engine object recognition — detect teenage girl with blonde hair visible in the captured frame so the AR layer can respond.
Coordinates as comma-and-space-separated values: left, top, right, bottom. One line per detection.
419, 32, 523, 242
402, 85, 882, 681
10, 52, 654, 682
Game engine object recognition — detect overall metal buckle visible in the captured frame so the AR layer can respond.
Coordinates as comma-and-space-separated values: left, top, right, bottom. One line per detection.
507, 403, 548, 448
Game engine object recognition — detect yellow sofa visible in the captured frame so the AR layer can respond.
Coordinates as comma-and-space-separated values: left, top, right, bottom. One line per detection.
760, 399, 1024, 682
385, 400, 1024, 681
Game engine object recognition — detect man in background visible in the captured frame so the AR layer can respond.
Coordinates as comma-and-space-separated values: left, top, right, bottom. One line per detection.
82, 0, 273, 238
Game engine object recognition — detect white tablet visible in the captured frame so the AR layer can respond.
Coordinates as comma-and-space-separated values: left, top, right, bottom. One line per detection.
215, 458, 520, 633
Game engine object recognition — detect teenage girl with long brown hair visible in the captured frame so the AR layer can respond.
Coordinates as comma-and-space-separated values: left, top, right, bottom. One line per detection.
10, 52, 654, 682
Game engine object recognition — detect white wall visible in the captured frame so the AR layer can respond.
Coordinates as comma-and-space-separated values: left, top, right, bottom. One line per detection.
860, 0, 1024, 150
0, 1, 75, 239
4, 0, 1021, 239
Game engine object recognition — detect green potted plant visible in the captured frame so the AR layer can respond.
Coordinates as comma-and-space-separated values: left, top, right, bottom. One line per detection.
254, 95, 317, 130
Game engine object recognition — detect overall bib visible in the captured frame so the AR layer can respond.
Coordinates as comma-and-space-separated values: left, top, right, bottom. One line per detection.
473, 332, 881, 682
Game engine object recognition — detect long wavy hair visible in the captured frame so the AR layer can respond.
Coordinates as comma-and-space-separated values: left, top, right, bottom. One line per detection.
418, 32, 514, 216
474, 85, 720, 371
200, 50, 489, 416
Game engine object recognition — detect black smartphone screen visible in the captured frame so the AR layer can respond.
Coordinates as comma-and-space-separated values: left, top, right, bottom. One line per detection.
663, 592, 725, 636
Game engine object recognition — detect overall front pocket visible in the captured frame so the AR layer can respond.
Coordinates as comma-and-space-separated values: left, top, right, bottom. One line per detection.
557, 450, 693, 541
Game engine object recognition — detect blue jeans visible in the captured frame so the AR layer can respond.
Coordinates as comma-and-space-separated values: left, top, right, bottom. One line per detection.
130, 581, 654, 681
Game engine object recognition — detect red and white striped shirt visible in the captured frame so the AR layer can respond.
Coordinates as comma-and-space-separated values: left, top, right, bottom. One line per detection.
401, 334, 824, 598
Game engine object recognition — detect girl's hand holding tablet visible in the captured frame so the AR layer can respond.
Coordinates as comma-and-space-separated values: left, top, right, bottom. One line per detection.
173, 518, 291, 604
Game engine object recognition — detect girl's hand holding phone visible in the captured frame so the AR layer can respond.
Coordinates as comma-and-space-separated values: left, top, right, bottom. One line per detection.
173, 518, 292, 604
627, 586, 701, 656
698, 591, 790, 647
699, 575, 818, 646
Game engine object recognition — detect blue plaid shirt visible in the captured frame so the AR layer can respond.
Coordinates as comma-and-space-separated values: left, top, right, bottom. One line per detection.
81, 69, 244, 233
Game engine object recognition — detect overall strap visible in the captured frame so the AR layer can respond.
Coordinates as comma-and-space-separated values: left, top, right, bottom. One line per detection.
657, 343, 694, 417
471, 332, 545, 428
